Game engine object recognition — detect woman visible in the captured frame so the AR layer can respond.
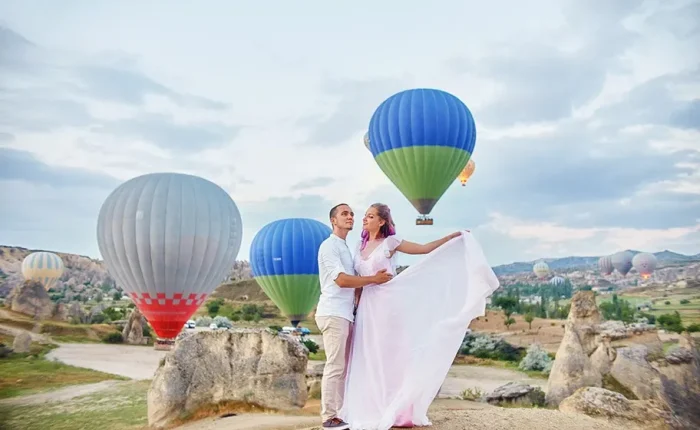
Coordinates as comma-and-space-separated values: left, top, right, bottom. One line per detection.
339, 203, 499, 429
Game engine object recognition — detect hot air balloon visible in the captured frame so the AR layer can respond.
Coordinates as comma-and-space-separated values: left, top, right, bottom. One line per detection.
96, 172, 243, 348
21, 251, 64, 290
250, 218, 331, 327
363, 131, 370, 151
368, 88, 476, 225
550, 276, 565, 286
611, 251, 633, 276
632, 252, 657, 280
598, 255, 614, 275
457, 159, 476, 186
533, 261, 550, 279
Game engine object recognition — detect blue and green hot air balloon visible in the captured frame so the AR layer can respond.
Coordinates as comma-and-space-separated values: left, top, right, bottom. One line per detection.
250, 218, 331, 326
368, 88, 476, 224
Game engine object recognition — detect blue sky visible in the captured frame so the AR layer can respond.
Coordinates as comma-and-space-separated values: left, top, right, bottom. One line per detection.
1, 0, 699, 266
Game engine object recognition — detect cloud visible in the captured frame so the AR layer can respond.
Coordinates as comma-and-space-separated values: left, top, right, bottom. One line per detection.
299, 77, 409, 146
290, 177, 335, 191
0, 147, 119, 189
0, 25, 235, 152
91, 114, 241, 152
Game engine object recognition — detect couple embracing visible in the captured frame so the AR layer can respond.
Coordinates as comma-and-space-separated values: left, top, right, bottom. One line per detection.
315, 203, 499, 429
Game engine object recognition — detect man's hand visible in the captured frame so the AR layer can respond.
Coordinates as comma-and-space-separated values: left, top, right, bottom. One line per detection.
372, 269, 393, 284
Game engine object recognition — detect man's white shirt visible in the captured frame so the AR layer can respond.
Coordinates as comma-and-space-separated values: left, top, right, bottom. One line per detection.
316, 233, 356, 322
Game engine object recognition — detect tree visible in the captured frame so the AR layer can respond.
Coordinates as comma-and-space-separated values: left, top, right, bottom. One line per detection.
524, 313, 535, 330
95, 292, 104, 303
504, 317, 516, 329
112, 291, 122, 301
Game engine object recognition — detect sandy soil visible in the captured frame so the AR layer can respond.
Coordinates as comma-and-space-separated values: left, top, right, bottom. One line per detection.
175, 399, 631, 430
0, 380, 122, 406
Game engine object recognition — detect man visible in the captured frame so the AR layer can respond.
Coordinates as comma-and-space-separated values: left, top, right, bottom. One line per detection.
316, 203, 393, 429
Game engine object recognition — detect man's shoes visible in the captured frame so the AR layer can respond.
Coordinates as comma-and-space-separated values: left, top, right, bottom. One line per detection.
322, 417, 350, 429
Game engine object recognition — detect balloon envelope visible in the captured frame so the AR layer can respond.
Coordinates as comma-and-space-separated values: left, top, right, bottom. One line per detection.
96, 172, 243, 339
458, 159, 475, 186
598, 256, 614, 275
368, 88, 476, 215
250, 218, 331, 326
533, 261, 550, 279
363, 131, 370, 151
611, 251, 633, 276
632, 252, 657, 279
21, 251, 64, 290
550, 276, 565, 286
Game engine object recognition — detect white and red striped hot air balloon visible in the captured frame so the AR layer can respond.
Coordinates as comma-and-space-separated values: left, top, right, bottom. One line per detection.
598, 255, 614, 275
96, 173, 243, 347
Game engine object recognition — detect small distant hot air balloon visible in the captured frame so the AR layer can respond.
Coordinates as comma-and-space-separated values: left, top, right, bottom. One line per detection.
21, 251, 64, 290
550, 276, 565, 286
368, 88, 476, 225
611, 251, 634, 276
598, 256, 614, 275
363, 131, 370, 151
250, 218, 331, 327
96, 172, 243, 348
457, 159, 476, 186
533, 261, 550, 279
632, 252, 657, 280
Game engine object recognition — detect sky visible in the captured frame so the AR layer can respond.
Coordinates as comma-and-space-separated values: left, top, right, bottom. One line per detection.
1, 0, 699, 267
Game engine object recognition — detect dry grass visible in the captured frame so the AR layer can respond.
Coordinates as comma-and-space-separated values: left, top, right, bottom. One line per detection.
469, 311, 565, 353
0, 334, 126, 399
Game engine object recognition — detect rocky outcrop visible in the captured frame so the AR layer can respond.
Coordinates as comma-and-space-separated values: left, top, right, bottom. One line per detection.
147, 328, 308, 428
306, 362, 324, 400
559, 387, 668, 429
655, 334, 700, 430
609, 345, 661, 400
5, 280, 53, 319
12, 332, 32, 353
67, 302, 88, 323
51, 303, 69, 321
484, 382, 545, 407
545, 291, 603, 406
121, 308, 146, 345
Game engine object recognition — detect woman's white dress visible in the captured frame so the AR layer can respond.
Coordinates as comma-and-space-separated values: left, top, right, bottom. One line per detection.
339, 231, 499, 430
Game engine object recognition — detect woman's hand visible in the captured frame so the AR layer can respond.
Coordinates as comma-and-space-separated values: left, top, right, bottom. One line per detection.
448, 231, 463, 240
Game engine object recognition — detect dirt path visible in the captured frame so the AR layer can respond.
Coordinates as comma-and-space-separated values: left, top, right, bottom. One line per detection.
46, 343, 168, 380
0, 380, 123, 406
439, 364, 547, 397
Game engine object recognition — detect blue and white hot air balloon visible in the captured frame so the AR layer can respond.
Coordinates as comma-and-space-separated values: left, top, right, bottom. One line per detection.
21, 251, 64, 290
96, 172, 243, 342
250, 218, 331, 327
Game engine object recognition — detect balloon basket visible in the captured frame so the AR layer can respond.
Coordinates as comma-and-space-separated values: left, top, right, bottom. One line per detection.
154, 338, 175, 351
416, 216, 433, 226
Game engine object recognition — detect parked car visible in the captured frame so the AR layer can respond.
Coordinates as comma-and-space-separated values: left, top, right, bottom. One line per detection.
209, 323, 218, 330
184, 320, 196, 329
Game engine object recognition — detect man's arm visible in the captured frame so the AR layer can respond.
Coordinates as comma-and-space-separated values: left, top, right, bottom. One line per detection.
335, 271, 389, 288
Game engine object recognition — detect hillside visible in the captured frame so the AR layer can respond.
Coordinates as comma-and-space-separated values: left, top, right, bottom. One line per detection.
2, 245, 698, 303
492, 250, 700, 276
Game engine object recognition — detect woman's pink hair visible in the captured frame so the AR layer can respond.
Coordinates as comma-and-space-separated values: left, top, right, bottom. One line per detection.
360, 203, 396, 251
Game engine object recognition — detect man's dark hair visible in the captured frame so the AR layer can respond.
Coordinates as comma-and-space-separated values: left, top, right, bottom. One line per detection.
329, 203, 349, 220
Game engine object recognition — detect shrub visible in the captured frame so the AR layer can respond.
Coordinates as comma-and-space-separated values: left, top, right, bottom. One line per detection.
303, 339, 319, 354
196, 316, 213, 327
269, 325, 283, 332
460, 333, 525, 362
519, 343, 553, 374
102, 332, 123, 344
213, 316, 233, 328
686, 323, 700, 333
680, 299, 690, 305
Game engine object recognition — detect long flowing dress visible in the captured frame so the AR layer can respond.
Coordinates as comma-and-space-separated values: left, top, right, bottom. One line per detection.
339, 231, 500, 429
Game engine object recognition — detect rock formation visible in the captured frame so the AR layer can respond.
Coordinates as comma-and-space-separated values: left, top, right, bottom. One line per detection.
559, 387, 668, 429
484, 382, 545, 407
121, 308, 145, 345
546, 291, 603, 406
5, 280, 53, 319
12, 332, 32, 353
549, 292, 700, 429
148, 328, 308, 428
